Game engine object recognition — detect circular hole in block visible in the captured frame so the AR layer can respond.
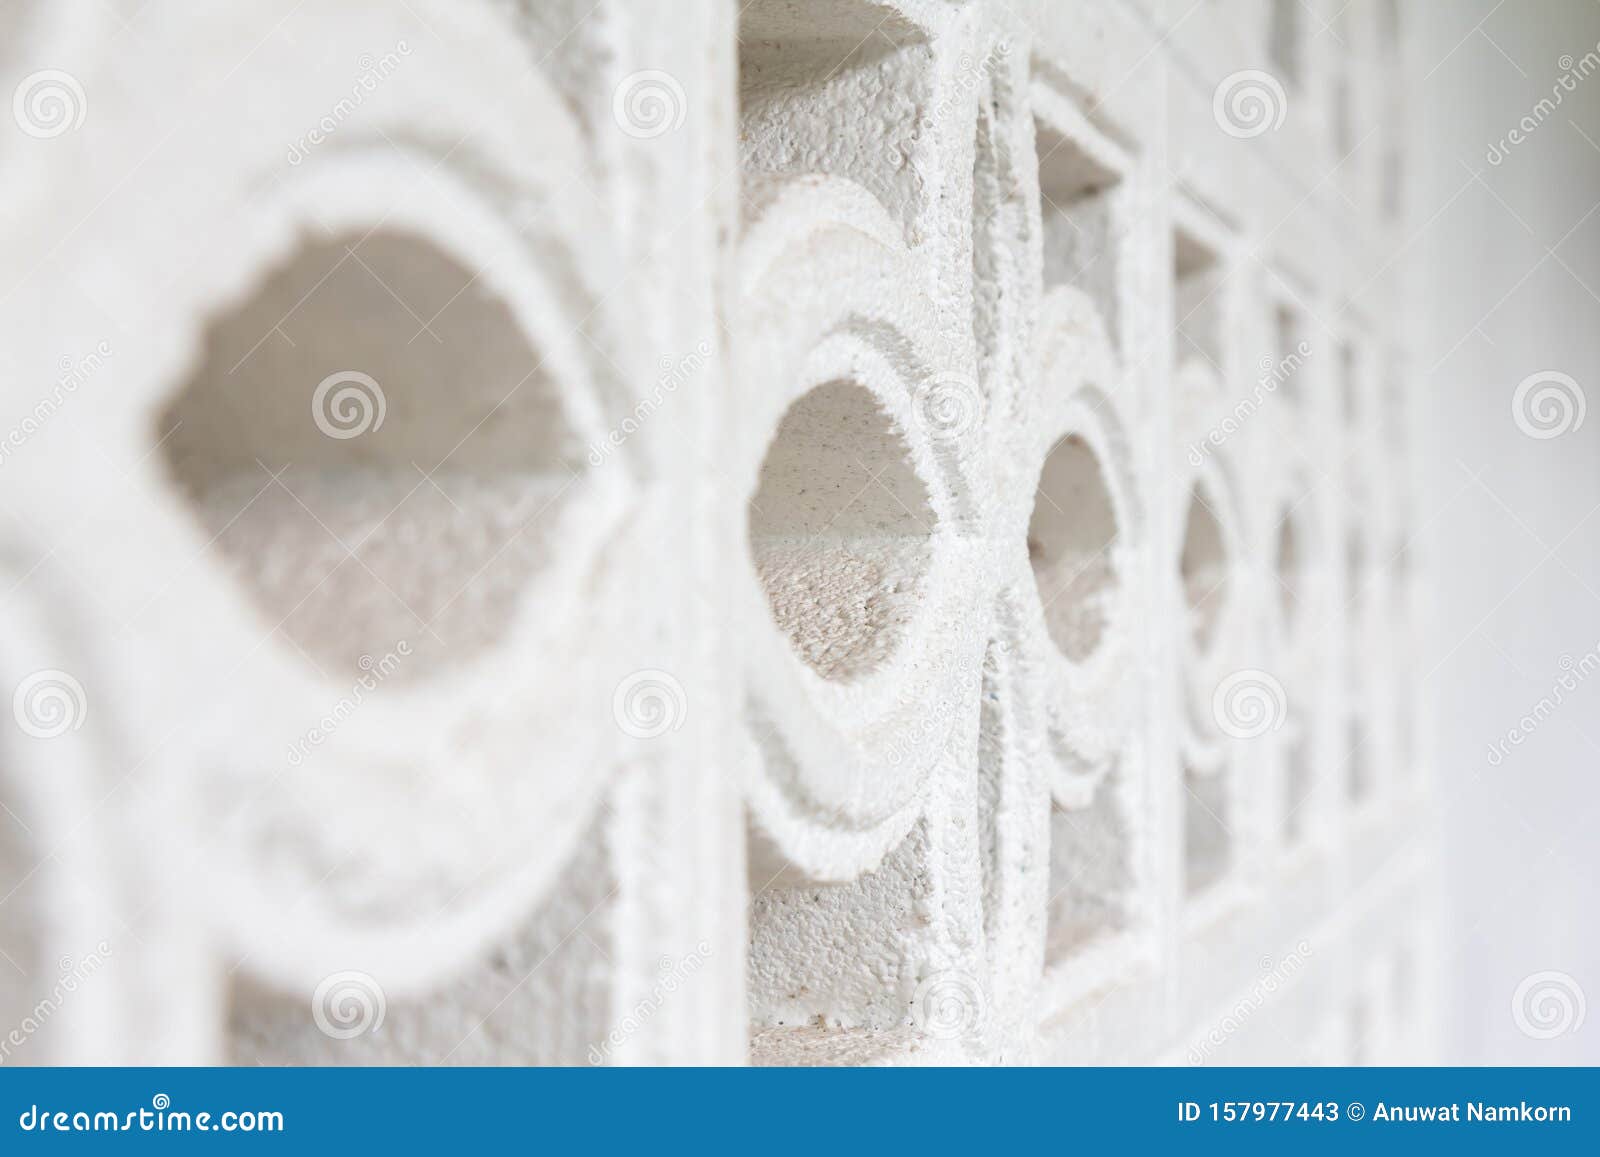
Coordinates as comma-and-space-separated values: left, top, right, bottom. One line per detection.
1180, 482, 1228, 654
1276, 510, 1301, 630
748, 381, 934, 683
1028, 434, 1120, 663
158, 230, 583, 682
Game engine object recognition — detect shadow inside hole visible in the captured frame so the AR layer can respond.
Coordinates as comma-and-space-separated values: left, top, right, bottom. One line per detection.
158, 230, 583, 683
747, 381, 934, 683
1180, 482, 1229, 654
1029, 434, 1120, 663
1184, 769, 1231, 895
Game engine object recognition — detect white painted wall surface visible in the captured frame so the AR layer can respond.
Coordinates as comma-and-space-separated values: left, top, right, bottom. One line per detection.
1416, 0, 1600, 1065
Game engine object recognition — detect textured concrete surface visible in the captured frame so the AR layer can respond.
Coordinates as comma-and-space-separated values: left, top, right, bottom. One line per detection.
0, 0, 1428, 1065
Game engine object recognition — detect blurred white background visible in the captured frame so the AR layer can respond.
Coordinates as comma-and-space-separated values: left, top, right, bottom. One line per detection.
1417, 0, 1600, 1063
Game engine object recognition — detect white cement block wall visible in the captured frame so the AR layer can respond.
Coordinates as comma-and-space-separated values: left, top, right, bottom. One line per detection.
0, 0, 1430, 1065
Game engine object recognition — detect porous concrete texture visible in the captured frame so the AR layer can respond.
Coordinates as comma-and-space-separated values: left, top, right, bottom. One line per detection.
0, 0, 1429, 1065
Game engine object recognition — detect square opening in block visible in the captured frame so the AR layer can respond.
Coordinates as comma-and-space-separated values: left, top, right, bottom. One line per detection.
1174, 226, 1224, 370
1036, 120, 1125, 346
